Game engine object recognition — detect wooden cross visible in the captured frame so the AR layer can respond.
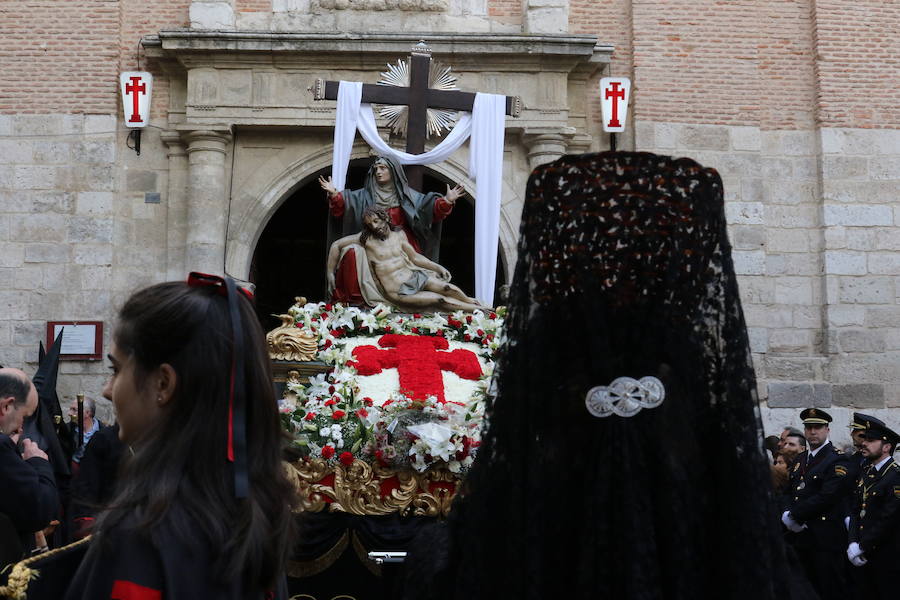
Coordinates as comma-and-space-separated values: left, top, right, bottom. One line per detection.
312, 41, 521, 190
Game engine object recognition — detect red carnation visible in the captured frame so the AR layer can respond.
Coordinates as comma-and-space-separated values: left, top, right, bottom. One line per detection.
323, 339, 333, 349
476, 329, 484, 337
356, 408, 369, 419
324, 398, 338, 407
374, 449, 388, 466
332, 410, 346, 419
466, 315, 473, 323
411, 327, 420, 334
324, 303, 333, 311
464, 334, 471, 342
363, 397, 374, 406
383, 399, 393, 407
304, 412, 316, 421
321, 445, 335, 459
413, 313, 422, 319
489, 312, 497, 319
339, 451, 354, 466
328, 385, 336, 394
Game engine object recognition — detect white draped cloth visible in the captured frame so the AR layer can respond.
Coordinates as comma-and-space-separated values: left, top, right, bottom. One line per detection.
330, 81, 506, 306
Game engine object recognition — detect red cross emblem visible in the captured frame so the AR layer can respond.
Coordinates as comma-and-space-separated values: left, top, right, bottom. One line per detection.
119, 72, 152, 128
600, 77, 631, 133
125, 76, 147, 124
350, 334, 482, 403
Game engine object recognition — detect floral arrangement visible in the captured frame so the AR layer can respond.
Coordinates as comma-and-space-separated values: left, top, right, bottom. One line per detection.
278, 302, 505, 473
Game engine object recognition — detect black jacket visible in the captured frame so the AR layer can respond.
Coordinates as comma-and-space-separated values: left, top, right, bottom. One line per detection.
0, 433, 59, 554
787, 441, 854, 547
849, 457, 900, 558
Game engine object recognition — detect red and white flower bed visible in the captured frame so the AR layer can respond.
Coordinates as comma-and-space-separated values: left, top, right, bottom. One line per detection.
279, 302, 504, 473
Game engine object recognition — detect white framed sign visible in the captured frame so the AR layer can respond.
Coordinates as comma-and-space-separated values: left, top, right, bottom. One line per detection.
119, 71, 153, 128
600, 77, 631, 133
47, 321, 104, 361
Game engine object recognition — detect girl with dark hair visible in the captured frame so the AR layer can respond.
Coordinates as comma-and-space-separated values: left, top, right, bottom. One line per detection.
65, 276, 296, 599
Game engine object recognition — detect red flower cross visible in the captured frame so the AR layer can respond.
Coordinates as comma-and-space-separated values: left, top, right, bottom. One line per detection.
350, 334, 482, 403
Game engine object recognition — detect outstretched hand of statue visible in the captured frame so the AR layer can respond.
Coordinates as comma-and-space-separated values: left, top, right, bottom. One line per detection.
319, 175, 338, 197
444, 184, 465, 205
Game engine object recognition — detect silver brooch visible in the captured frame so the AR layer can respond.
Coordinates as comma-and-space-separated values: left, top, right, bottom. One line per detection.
585, 376, 666, 418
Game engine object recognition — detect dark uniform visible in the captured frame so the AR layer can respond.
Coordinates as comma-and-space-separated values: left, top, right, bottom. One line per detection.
784, 408, 854, 600
847, 417, 900, 597
844, 413, 875, 592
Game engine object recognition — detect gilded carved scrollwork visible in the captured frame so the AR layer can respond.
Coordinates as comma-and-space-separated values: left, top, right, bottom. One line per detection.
267, 303, 318, 361
290, 459, 461, 518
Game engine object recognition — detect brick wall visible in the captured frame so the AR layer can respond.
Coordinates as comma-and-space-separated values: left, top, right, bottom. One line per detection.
631, 1, 761, 127
236, 0, 271, 11
0, 2, 120, 114
0, 0, 189, 118
813, 1, 900, 129
488, 0, 522, 18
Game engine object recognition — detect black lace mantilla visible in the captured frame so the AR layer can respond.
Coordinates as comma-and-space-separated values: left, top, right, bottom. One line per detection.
403, 152, 805, 600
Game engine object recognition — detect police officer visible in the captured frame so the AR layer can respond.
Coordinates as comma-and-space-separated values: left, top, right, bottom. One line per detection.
781, 408, 853, 600
846, 415, 900, 596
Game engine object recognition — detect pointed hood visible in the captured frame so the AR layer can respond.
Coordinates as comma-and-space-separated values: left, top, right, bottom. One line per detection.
24, 331, 70, 477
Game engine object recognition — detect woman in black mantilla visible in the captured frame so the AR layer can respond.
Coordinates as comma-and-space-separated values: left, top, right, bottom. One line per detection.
404, 152, 811, 600
65, 275, 296, 599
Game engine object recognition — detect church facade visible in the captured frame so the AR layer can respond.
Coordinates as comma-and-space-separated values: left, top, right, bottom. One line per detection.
1, 0, 898, 438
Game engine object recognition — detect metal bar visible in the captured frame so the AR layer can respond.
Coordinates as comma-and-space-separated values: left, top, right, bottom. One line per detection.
76, 392, 84, 448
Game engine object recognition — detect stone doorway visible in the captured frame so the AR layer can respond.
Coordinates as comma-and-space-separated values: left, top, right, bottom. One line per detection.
250, 160, 503, 330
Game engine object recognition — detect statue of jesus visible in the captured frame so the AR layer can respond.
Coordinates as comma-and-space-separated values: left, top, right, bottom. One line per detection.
326, 206, 485, 313
319, 155, 464, 304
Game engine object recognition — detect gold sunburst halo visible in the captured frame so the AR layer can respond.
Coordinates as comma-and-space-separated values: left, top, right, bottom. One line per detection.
376, 59, 460, 139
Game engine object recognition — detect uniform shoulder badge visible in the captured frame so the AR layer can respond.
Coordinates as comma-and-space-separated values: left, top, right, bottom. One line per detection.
835, 465, 848, 477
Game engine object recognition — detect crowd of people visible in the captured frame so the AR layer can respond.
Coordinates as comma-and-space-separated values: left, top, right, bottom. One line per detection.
767, 408, 900, 599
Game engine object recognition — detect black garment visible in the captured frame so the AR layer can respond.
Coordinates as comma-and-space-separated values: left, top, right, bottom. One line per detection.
69, 424, 125, 537
785, 442, 854, 600
65, 517, 288, 600
848, 458, 900, 596
0, 433, 59, 556
404, 152, 801, 600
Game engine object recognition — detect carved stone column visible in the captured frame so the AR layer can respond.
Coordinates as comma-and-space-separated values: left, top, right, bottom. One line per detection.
161, 131, 188, 280
522, 128, 573, 171
184, 128, 231, 276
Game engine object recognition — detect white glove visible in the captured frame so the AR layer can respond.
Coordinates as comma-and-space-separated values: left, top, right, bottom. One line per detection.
847, 542, 867, 567
781, 511, 807, 533
844, 516, 850, 530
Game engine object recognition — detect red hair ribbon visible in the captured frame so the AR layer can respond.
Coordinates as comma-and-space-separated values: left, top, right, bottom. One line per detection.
187, 271, 254, 300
